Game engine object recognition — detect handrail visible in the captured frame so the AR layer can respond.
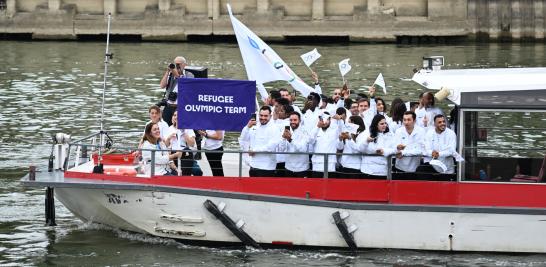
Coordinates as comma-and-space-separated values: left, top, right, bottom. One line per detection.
63, 130, 461, 180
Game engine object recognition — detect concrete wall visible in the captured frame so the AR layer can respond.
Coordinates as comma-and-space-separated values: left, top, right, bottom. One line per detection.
16, 0, 45, 12
384, 0, 427, 16
63, 0, 102, 14
1, 0, 546, 42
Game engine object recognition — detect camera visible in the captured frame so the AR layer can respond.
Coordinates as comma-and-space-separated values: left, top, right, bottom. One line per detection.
251, 114, 256, 120
156, 98, 167, 107
285, 126, 290, 131
167, 91, 177, 102
169, 63, 175, 70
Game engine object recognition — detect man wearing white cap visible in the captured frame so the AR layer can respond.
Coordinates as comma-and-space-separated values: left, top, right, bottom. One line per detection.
308, 111, 341, 178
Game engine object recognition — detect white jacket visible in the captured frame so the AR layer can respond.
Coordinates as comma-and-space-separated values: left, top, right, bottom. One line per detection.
337, 133, 365, 170
239, 120, 282, 170
358, 131, 396, 176
279, 126, 310, 172
141, 140, 171, 175
309, 123, 341, 172
424, 128, 457, 174
394, 126, 425, 172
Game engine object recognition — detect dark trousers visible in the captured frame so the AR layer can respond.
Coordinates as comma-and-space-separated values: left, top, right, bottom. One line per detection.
162, 105, 176, 126
311, 171, 337, 178
286, 170, 307, 178
361, 173, 387, 179
249, 167, 276, 177
392, 166, 417, 180
275, 162, 286, 177
416, 163, 456, 181
205, 146, 224, 177
336, 166, 364, 179
172, 150, 193, 176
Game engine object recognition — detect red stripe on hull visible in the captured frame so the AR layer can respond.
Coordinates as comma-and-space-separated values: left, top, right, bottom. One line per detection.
63, 172, 546, 208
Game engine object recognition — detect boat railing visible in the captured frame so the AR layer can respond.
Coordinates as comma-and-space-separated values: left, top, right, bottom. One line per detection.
63, 130, 454, 180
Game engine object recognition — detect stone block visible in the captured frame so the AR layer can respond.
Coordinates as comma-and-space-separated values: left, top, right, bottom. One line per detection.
312, 0, 324, 20
158, 0, 170, 12
48, 0, 61, 12
428, 0, 467, 19
104, 0, 117, 15
257, 0, 269, 14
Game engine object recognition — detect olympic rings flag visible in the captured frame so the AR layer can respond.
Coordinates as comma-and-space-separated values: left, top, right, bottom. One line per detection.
227, 4, 315, 101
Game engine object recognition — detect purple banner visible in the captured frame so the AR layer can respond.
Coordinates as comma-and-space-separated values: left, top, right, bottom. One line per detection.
177, 78, 256, 131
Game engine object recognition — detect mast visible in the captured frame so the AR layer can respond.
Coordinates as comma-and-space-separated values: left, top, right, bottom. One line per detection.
98, 13, 113, 165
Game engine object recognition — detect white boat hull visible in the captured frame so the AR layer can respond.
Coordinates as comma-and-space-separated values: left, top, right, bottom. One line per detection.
55, 187, 546, 252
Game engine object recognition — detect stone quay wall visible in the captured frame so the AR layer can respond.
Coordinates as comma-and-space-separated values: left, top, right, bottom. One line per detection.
0, 0, 544, 43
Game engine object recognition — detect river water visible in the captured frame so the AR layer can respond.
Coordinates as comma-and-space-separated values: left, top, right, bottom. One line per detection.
1, 40, 546, 266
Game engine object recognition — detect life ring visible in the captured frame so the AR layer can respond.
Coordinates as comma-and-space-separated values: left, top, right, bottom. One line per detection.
104, 167, 137, 176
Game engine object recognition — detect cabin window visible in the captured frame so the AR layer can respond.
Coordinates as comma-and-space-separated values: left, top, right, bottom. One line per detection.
460, 109, 546, 182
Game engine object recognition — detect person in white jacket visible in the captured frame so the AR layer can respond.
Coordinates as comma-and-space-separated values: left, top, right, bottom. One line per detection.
422, 114, 457, 176
239, 106, 282, 177
358, 114, 396, 178
337, 116, 366, 178
278, 112, 310, 177
165, 111, 197, 176
141, 122, 182, 176
393, 111, 426, 179
309, 111, 341, 178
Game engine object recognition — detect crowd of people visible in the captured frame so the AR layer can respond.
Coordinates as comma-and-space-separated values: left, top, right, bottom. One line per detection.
139, 56, 458, 179
239, 79, 458, 179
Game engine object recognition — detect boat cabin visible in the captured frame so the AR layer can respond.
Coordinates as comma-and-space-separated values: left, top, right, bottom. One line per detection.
413, 67, 546, 183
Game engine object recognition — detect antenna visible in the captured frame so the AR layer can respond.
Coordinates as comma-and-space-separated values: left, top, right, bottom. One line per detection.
95, 13, 113, 171
100, 13, 113, 132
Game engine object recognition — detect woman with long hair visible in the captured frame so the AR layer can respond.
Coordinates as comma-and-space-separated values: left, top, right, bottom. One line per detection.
388, 98, 407, 133
141, 122, 181, 175
358, 114, 396, 179
337, 115, 366, 178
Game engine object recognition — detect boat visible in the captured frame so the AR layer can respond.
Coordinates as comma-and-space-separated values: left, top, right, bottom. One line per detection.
21, 56, 546, 252
19, 12, 546, 252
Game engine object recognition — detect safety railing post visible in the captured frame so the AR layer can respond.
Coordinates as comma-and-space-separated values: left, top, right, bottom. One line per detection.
238, 151, 243, 177
323, 154, 329, 178
387, 155, 392, 180
177, 156, 181, 176
151, 150, 155, 177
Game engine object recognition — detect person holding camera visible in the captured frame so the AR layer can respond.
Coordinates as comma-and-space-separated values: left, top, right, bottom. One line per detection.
159, 56, 195, 125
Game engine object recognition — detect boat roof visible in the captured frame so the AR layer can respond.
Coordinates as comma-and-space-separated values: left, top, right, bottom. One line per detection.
412, 67, 546, 108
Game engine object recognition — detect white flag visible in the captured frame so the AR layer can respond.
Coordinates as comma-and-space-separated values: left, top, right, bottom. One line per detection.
338, 58, 352, 77
300, 48, 321, 67
227, 4, 315, 101
374, 73, 387, 94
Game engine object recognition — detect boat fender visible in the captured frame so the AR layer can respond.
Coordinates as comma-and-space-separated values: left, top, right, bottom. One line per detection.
203, 199, 260, 248
332, 211, 358, 250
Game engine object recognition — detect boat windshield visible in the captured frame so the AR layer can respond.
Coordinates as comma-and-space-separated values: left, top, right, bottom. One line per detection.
460, 109, 546, 182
